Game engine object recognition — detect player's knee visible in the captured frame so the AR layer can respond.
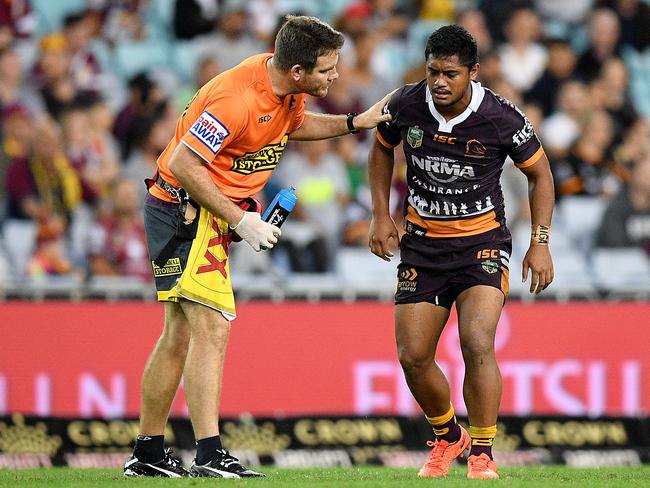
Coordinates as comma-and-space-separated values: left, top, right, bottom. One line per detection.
398, 344, 432, 376
460, 337, 495, 366
158, 328, 190, 358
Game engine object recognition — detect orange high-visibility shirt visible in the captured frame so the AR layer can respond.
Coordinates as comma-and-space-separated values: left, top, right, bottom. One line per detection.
150, 53, 305, 203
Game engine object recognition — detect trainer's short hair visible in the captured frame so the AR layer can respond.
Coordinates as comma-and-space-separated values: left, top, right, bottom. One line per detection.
425, 25, 479, 68
274, 15, 344, 72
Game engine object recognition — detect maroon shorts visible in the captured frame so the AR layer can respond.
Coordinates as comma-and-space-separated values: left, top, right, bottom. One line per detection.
395, 226, 512, 309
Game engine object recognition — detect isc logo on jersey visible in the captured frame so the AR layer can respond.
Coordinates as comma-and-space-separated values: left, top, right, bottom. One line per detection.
189, 111, 230, 154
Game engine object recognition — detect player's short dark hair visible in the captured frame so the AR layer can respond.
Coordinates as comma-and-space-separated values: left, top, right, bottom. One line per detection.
425, 25, 479, 68
274, 15, 344, 72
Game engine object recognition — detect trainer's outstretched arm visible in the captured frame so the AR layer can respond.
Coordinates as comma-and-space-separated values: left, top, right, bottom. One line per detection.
289, 91, 393, 140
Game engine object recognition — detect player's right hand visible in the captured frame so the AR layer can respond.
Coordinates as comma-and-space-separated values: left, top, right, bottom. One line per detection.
233, 212, 281, 252
369, 215, 399, 261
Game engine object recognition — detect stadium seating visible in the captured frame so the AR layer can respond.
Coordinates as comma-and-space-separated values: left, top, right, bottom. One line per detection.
555, 196, 608, 253
335, 247, 398, 299
31, 0, 85, 35
591, 248, 650, 295
113, 39, 171, 79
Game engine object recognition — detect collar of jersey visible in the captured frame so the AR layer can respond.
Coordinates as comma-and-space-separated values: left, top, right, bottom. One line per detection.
260, 53, 284, 105
426, 81, 485, 134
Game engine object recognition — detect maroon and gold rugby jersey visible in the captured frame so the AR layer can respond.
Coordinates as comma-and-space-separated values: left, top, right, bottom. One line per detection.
377, 80, 544, 238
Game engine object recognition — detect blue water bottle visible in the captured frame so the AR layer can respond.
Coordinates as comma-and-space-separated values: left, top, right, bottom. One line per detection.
262, 187, 297, 227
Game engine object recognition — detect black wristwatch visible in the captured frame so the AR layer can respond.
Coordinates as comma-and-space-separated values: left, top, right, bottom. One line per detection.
346, 112, 359, 133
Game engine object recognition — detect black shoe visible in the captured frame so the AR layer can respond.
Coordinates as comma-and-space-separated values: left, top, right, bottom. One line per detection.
190, 449, 265, 478
124, 448, 190, 478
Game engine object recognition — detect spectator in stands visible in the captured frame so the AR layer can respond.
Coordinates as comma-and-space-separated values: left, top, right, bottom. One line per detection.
175, 56, 221, 114
28, 214, 82, 280
33, 33, 82, 119
552, 110, 621, 197
315, 62, 365, 131
274, 139, 351, 272
336, 2, 371, 42
364, 0, 411, 41
88, 99, 120, 179
499, 8, 547, 92
0, 45, 42, 115
1, 103, 32, 222
0, 0, 36, 40
481, 0, 534, 44
246, 0, 286, 44
62, 12, 103, 99
458, 9, 494, 55
102, 0, 149, 45
612, 117, 650, 173
87, 178, 151, 281
532, 0, 594, 30
595, 155, 650, 254
596, 0, 650, 51
0, 24, 12, 51
348, 33, 396, 110
526, 37, 577, 116
589, 57, 637, 134
113, 72, 166, 159
196, 3, 264, 71
173, 0, 219, 40
575, 8, 621, 82
4, 116, 81, 276
418, 0, 455, 22
540, 79, 592, 159
475, 49, 503, 87
123, 101, 177, 200
61, 104, 119, 206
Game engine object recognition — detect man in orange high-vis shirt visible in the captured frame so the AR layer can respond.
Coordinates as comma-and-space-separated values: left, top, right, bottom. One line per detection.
368, 26, 555, 480
123, 16, 392, 479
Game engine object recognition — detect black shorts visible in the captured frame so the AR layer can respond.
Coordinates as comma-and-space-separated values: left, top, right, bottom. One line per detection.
144, 193, 237, 318
395, 226, 512, 309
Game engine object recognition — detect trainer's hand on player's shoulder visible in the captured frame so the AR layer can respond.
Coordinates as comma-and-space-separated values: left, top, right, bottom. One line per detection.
354, 90, 397, 130
233, 212, 281, 252
369, 214, 399, 261
522, 245, 554, 294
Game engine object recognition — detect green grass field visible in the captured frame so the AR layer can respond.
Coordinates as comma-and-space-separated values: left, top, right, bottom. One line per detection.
1, 466, 650, 487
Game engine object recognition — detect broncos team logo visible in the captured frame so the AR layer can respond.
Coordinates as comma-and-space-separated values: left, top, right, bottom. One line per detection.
465, 139, 486, 158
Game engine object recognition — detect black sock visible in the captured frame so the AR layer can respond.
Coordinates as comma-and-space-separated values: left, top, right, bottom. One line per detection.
196, 435, 223, 464
133, 435, 165, 463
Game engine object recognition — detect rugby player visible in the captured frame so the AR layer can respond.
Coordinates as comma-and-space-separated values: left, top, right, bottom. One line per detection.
368, 25, 555, 479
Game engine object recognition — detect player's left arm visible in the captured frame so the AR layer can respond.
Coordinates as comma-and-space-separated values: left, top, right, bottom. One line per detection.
519, 153, 555, 294
289, 91, 393, 140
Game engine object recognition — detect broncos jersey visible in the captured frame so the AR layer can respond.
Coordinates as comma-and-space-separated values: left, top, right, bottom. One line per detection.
376, 80, 544, 238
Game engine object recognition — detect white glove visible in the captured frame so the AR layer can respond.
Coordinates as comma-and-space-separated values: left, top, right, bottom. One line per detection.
232, 212, 281, 251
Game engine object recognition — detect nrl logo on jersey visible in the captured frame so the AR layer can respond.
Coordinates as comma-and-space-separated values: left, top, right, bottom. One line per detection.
231, 135, 288, 175
412, 155, 475, 183
407, 126, 424, 148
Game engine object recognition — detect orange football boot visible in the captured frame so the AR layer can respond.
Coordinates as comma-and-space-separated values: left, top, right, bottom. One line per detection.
467, 453, 499, 479
418, 425, 470, 477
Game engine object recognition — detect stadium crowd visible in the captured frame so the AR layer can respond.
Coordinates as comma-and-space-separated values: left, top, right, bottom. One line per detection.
0, 0, 649, 296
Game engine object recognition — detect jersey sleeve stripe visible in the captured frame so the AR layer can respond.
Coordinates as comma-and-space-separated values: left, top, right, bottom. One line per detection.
181, 140, 212, 164
376, 131, 398, 148
514, 146, 544, 168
